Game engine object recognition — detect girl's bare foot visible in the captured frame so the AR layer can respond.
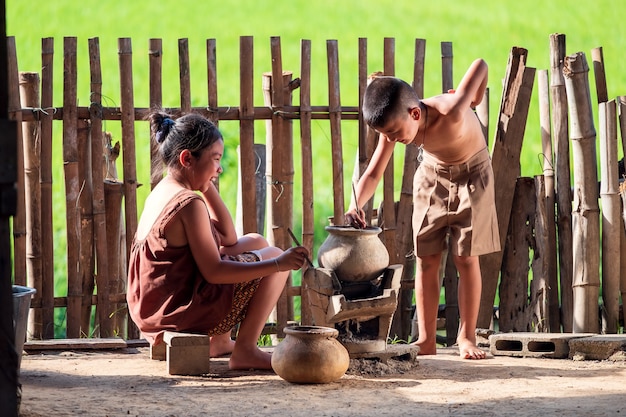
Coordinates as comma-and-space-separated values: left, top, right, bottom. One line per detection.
210, 334, 236, 357
229, 345, 272, 370
458, 338, 486, 360
412, 339, 437, 355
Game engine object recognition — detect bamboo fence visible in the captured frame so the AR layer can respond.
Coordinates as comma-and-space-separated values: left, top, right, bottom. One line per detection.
7, 34, 625, 345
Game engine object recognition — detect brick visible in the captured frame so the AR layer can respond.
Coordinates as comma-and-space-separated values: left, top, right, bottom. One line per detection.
163, 331, 211, 375
489, 332, 594, 359
150, 343, 166, 361
568, 334, 626, 361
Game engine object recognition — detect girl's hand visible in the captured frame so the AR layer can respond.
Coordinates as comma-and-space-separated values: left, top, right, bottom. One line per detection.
276, 246, 310, 271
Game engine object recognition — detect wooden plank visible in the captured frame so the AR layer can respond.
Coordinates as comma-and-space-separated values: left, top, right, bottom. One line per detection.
499, 177, 534, 332
76, 118, 95, 335
531, 175, 551, 332
238, 35, 257, 235
88, 37, 114, 338
24, 338, 127, 351
299, 39, 314, 325
62, 37, 82, 338
178, 38, 191, 113
390, 38, 425, 341
206, 39, 218, 123
381, 37, 397, 263
149, 38, 163, 190
40, 37, 55, 339
327, 40, 345, 225
478, 47, 535, 329
118, 38, 138, 266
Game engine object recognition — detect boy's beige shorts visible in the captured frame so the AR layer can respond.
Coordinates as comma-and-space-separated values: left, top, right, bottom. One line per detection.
412, 147, 500, 257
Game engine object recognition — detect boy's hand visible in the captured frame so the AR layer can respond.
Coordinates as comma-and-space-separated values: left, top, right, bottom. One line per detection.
345, 208, 366, 229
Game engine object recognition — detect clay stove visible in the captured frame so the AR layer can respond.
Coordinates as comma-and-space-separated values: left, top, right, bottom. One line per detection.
303, 226, 408, 359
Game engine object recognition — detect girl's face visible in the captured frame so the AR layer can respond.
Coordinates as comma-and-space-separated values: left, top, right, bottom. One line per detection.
189, 139, 224, 192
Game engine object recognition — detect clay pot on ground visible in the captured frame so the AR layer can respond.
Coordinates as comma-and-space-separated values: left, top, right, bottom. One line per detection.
317, 225, 389, 282
271, 325, 350, 384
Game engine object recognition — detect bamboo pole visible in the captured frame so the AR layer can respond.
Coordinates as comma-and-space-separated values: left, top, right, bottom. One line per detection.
327, 40, 345, 225
299, 39, 314, 325
549, 33, 573, 332
62, 37, 83, 338
118, 38, 138, 264
77, 119, 95, 336
88, 37, 113, 337
599, 99, 620, 333
499, 177, 535, 332
591, 47, 608, 104
104, 181, 124, 336
39, 37, 54, 339
19, 72, 43, 338
478, 47, 535, 329
537, 69, 560, 331
564, 51, 600, 334
7, 37, 26, 288
237, 36, 258, 235
531, 175, 550, 332
619, 96, 626, 308
148, 38, 162, 189
178, 38, 191, 114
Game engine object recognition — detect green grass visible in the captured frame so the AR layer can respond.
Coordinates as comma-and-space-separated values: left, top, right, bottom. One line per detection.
7, 0, 626, 337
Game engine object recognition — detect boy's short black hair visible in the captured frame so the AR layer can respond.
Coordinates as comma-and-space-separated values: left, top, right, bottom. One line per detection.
363, 76, 420, 128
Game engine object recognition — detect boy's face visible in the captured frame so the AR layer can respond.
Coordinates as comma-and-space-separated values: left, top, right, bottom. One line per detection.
377, 108, 420, 145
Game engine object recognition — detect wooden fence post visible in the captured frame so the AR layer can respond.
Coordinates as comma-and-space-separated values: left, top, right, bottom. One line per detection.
478, 47, 535, 329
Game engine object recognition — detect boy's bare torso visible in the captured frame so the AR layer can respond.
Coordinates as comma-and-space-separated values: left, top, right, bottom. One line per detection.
420, 96, 487, 165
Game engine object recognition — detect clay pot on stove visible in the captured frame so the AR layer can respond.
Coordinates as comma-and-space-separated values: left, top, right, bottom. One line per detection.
317, 225, 389, 282
271, 325, 350, 384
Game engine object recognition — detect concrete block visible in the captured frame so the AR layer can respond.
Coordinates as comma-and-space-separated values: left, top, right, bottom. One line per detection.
568, 334, 626, 361
150, 343, 166, 361
163, 331, 211, 375
489, 332, 594, 359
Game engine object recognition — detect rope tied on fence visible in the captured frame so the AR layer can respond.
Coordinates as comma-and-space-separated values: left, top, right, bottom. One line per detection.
267, 179, 294, 202
31, 106, 58, 119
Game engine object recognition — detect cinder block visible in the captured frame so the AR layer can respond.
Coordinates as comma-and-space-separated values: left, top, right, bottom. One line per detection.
163, 331, 211, 375
489, 332, 594, 359
568, 334, 626, 361
150, 342, 166, 361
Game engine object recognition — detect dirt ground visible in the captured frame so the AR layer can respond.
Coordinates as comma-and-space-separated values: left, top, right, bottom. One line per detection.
16, 344, 626, 417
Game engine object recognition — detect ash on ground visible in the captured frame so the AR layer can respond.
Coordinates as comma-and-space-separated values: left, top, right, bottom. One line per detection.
347, 357, 418, 377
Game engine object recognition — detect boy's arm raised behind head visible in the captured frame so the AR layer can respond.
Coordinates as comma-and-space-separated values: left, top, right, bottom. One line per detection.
453, 59, 488, 109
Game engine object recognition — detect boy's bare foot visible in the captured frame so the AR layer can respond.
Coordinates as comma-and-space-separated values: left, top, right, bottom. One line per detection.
411, 340, 437, 355
209, 335, 236, 357
458, 338, 486, 360
229, 345, 273, 370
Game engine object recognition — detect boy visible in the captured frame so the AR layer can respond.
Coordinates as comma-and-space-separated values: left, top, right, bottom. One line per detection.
345, 59, 500, 359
